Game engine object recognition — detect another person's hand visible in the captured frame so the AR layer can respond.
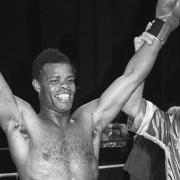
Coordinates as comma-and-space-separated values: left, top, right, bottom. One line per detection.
134, 31, 155, 52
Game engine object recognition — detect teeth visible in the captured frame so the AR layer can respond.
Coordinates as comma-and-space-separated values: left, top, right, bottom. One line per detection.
56, 94, 70, 100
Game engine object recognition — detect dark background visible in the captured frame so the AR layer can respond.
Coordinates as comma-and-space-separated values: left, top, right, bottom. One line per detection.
0, 0, 180, 179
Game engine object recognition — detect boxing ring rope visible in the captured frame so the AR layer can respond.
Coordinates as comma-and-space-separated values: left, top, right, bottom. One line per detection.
0, 164, 125, 178
99, 164, 124, 169
0, 172, 18, 178
0, 147, 9, 151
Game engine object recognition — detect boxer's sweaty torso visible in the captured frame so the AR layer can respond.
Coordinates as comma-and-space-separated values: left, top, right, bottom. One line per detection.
6, 98, 99, 180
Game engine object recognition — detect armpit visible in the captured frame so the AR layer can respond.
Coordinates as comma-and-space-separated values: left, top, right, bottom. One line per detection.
127, 98, 147, 131
6, 118, 30, 140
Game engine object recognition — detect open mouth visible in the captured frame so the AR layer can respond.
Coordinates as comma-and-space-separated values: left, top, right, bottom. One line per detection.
55, 94, 70, 101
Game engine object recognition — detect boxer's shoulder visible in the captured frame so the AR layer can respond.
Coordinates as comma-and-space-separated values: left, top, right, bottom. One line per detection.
72, 99, 99, 121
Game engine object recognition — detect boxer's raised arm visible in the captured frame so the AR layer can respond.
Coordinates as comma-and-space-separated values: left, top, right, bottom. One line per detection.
122, 0, 180, 118
93, 39, 161, 129
92, 0, 180, 130
0, 73, 19, 132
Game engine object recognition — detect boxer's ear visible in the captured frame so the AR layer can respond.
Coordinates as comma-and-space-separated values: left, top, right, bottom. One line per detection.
32, 79, 41, 93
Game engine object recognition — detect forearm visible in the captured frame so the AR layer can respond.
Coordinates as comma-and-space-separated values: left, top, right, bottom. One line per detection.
94, 38, 162, 124
124, 0, 180, 83
123, 38, 162, 84
0, 72, 7, 90
122, 0, 180, 118
122, 83, 144, 117
0, 72, 17, 132
94, 0, 180, 126
0, 72, 14, 99
120, 38, 162, 118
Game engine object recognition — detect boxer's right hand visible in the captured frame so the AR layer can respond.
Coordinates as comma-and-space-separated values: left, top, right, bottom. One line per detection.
156, 0, 180, 30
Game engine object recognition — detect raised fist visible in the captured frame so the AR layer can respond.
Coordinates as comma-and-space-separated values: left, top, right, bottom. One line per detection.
156, 0, 180, 30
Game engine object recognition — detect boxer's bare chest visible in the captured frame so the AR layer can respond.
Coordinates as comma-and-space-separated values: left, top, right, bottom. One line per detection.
35, 124, 93, 166
27, 120, 97, 178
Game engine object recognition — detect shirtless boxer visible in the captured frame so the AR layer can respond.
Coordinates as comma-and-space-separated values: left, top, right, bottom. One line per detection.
0, 1, 175, 180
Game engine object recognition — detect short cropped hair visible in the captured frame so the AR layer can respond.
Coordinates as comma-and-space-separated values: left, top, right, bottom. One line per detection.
32, 48, 76, 81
